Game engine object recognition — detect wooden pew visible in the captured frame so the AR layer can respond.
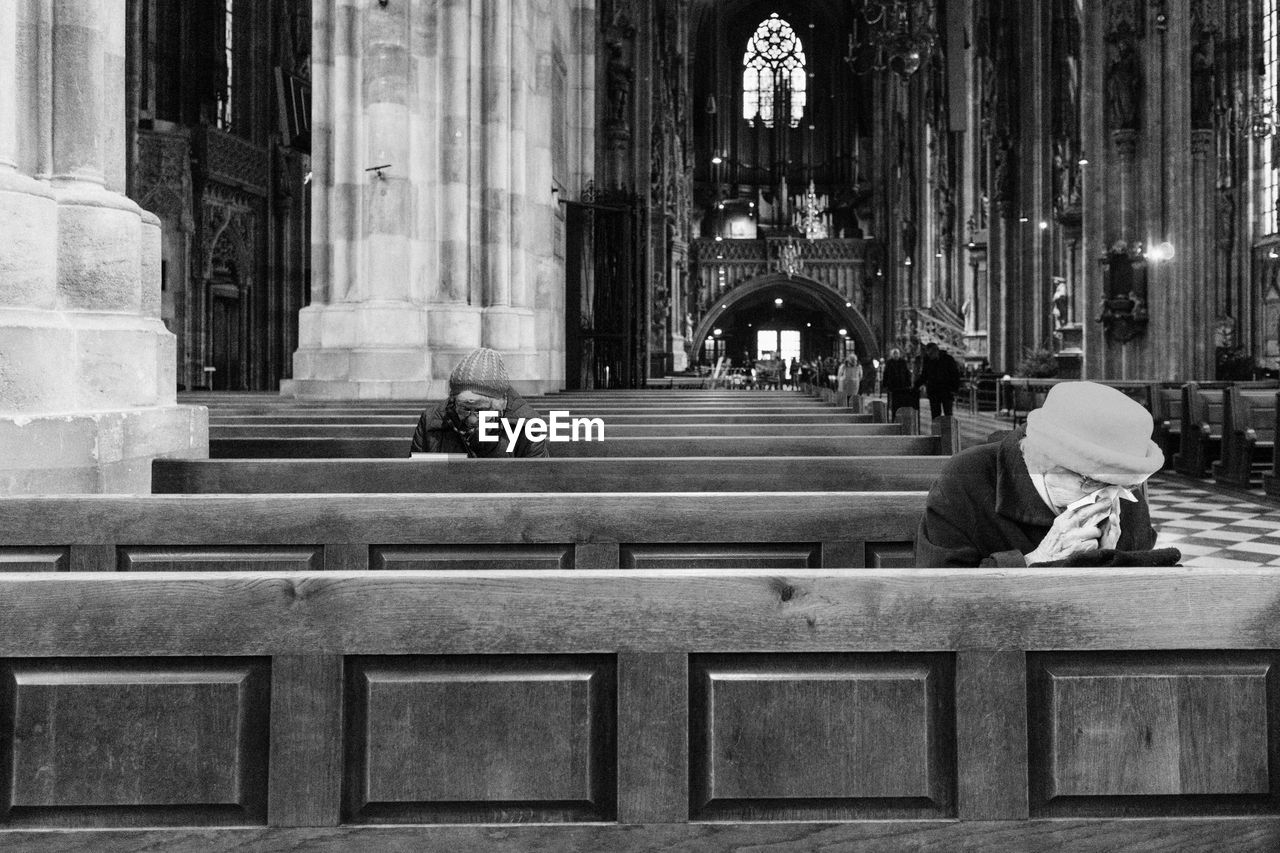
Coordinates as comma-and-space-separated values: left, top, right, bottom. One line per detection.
1176, 381, 1280, 477
0, 491, 926, 570
152, 456, 950, 494
1149, 383, 1181, 469
215, 409, 875, 422
208, 434, 952, 459
206, 423, 905, 439
1175, 382, 1225, 477
2, 566, 1279, 851
1212, 387, 1277, 488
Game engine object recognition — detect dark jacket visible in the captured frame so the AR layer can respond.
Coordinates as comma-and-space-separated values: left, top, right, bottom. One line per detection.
914, 427, 1157, 567
883, 357, 912, 392
410, 391, 550, 458
915, 351, 962, 398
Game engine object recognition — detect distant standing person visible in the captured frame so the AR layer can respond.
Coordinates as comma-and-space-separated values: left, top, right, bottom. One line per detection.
914, 343, 961, 419
836, 354, 863, 408
882, 347, 914, 418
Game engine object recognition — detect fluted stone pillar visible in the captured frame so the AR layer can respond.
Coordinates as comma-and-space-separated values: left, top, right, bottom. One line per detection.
288, 0, 571, 398
0, 0, 206, 494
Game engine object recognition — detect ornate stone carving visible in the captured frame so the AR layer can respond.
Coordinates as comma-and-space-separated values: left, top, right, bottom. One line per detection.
136, 129, 195, 232
1216, 188, 1235, 252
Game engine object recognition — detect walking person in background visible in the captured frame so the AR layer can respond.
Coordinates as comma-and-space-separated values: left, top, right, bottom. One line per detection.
913, 342, 962, 419
883, 347, 914, 418
836, 354, 863, 409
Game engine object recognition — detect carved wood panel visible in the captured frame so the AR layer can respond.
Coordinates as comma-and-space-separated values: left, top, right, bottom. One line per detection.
865, 542, 917, 567
689, 653, 955, 820
118, 547, 322, 572
0, 657, 269, 827
0, 549, 68, 572
344, 655, 615, 823
620, 543, 818, 569
1029, 652, 1280, 817
371, 545, 574, 571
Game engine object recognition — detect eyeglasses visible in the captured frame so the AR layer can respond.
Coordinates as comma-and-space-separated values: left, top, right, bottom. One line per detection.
451, 395, 502, 417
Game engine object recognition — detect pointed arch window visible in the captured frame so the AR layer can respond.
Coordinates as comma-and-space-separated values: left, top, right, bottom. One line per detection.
217, 0, 236, 132
1263, 0, 1279, 236
742, 13, 807, 129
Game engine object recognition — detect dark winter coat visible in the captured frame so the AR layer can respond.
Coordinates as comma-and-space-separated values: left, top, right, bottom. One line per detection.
914, 350, 962, 398
410, 391, 550, 458
914, 427, 1157, 567
883, 357, 915, 413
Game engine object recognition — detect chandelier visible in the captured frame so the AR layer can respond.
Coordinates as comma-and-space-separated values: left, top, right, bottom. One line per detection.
844, 0, 937, 80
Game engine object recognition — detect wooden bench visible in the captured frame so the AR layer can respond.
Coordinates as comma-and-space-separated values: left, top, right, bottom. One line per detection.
1001, 378, 1166, 426
0, 491, 926, 570
1212, 388, 1277, 488
2, 566, 1279, 850
1176, 381, 1280, 477
152, 456, 951, 494
209, 412, 876, 426
207, 433, 955, 459
206, 423, 905, 440
1150, 384, 1181, 469
1176, 382, 1228, 477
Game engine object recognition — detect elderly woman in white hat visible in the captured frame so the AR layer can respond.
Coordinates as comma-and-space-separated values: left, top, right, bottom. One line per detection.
915, 381, 1165, 567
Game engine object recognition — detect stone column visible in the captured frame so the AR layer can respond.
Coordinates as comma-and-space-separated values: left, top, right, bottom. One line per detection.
285, 0, 434, 398
1189, 129, 1214, 377
0, 0, 206, 494
288, 0, 564, 398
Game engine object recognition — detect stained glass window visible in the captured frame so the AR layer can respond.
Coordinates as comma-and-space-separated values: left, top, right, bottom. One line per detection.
1263, 0, 1279, 236
742, 14, 807, 129
217, 0, 235, 131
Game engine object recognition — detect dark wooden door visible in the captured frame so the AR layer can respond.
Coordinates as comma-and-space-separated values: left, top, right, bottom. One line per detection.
211, 290, 240, 391
564, 197, 638, 389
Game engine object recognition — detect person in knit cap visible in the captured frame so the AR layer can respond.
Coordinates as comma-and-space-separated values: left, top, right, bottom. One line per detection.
410, 347, 549, 457
915, 381, 1165, 567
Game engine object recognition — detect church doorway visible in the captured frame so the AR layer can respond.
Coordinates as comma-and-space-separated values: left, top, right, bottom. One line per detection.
210, 275, 242, 391
563, 195, 640, 389
691, 273, 879, 370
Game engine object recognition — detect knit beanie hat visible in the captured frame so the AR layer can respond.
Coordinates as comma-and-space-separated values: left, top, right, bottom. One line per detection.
449, 348, 510, 398
1024, 381, 1163, 485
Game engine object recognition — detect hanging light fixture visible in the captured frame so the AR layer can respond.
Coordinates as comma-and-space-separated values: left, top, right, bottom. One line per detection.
844, 1, 937, 80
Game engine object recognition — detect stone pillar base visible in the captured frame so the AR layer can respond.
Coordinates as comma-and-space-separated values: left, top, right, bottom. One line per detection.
0, 405, 208, 494
280, 377, 444, 400
287, 301, 435, 399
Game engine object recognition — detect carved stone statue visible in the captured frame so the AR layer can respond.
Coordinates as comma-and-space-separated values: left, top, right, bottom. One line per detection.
1051, 277, 1069, 329
992, 136, 1014, 214
1191, 33, 1215, 130
606, 38, 633, 123
1107, 39, 1141, 130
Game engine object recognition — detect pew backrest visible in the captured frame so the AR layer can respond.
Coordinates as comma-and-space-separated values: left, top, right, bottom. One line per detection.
207, 434, 950, 459
0, 491, 928, 570
1, 566, 1278, 850
152, 456, 951, 494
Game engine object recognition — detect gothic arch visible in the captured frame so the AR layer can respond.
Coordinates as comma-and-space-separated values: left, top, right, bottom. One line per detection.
691, 272, 881, 362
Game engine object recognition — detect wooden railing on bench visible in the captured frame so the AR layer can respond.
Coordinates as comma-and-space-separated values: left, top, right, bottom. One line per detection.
207, 432, 957, 460
1212, 388, 1277, 488
206, 422, 904, 439
0, 492, 927, 570
151, 456, 950, 494
1, 567, 1279, 851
